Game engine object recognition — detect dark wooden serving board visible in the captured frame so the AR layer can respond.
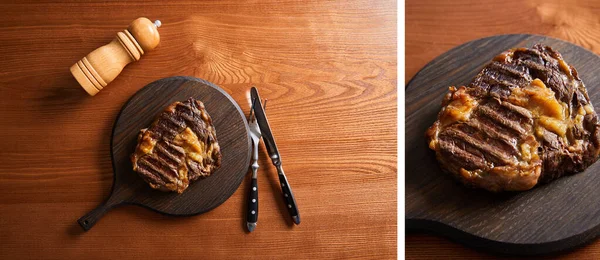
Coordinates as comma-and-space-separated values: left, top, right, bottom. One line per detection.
78, 76, 251, 231
406, 34, 600, 255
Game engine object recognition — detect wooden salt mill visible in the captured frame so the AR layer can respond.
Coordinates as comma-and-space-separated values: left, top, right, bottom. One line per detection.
70, 17, 161, 96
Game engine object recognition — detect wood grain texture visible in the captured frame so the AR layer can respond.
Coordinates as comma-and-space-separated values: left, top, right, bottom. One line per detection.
0, 1, 397, 259
407, 34, 600, 255
406, 0, 600, 258
78, 76, 252, 231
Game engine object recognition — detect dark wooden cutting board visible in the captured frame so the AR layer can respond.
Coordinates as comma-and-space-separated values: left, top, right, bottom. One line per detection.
78, 76, 251, 231
406, 34, 600, 255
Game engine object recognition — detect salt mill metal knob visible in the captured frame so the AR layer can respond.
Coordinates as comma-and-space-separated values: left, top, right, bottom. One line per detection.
70, 17, 161, 96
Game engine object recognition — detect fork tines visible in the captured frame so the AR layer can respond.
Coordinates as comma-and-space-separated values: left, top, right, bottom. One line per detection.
249, 98, 268, 122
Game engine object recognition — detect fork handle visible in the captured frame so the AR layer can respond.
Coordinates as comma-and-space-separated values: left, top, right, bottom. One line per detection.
247, 177, 258, 228
247, 146, 259, 232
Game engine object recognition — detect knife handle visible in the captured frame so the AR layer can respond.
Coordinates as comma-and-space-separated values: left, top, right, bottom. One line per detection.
247, 177, 258, 227
276, 166, 300, 225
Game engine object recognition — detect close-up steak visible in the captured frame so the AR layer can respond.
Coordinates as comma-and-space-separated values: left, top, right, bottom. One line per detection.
131, 98, 222, 193
426, 44, 600, 192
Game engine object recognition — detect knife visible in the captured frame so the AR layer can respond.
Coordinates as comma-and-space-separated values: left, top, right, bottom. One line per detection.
250, 87, 301, 225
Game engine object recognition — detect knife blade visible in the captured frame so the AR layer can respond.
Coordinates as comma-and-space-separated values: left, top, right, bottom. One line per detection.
250, 87, 300, 225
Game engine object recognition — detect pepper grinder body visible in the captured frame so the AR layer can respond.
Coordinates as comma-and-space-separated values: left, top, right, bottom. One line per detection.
70, 17, 161, 96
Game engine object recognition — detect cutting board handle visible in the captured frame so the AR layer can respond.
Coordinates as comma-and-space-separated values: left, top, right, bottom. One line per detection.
77, 198, 123, 231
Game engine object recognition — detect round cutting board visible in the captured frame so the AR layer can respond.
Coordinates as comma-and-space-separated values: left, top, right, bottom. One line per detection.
406, 34, 600, 255
78, 76, 251, 231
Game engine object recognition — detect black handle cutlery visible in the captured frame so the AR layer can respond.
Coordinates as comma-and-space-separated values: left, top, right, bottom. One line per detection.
246, 87, 301, 232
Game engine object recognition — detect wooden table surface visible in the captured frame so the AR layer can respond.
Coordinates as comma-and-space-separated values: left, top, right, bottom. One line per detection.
406, 0, 600, 258
0, 1, 397, 259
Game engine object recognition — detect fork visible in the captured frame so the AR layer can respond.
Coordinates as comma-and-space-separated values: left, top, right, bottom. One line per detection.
246, 98, 266, 232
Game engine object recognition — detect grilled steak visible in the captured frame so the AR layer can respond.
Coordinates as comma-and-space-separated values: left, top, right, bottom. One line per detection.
426, 44, 600, 192
131, 98, 222, 193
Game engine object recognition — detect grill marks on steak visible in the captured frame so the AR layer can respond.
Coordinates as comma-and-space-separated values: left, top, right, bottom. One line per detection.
426, 45, 600, 192
131, 98, 222, 193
